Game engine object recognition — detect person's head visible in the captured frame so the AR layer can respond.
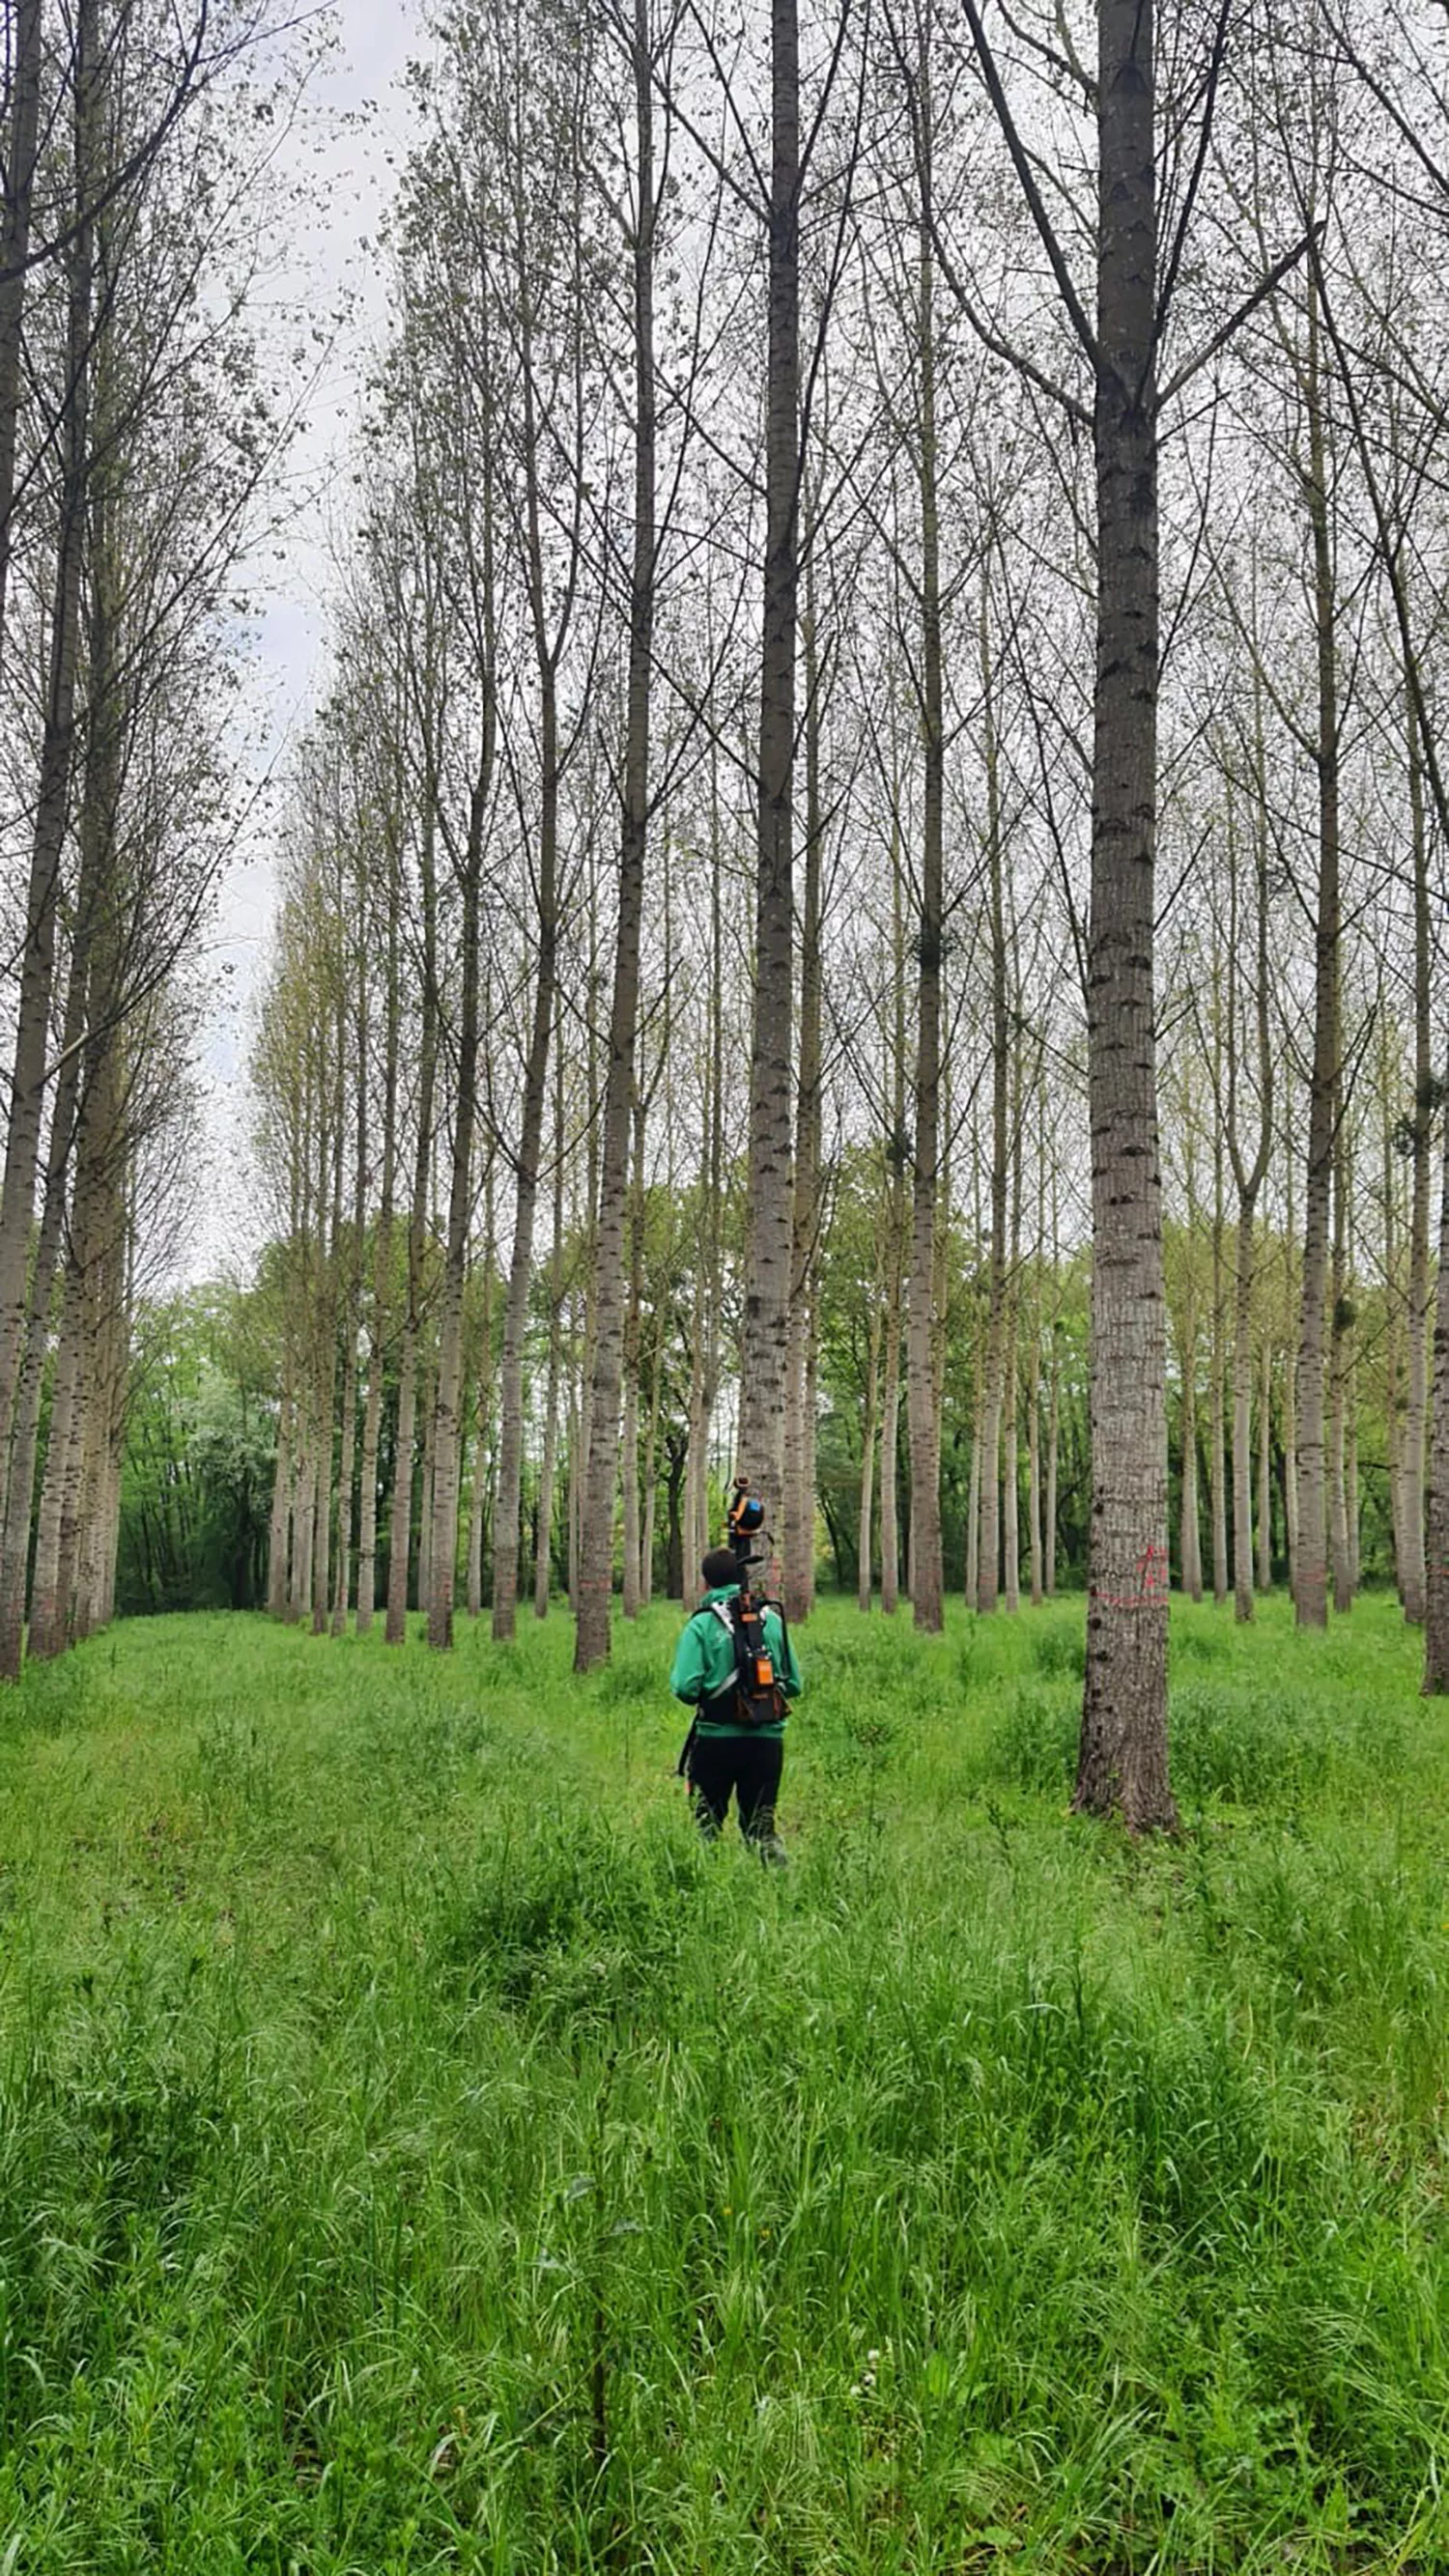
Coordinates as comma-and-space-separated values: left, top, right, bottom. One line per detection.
701, 1546, 739, 1591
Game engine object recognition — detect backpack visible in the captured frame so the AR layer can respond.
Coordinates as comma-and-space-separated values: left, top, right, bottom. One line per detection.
706, 1594, 787, 1727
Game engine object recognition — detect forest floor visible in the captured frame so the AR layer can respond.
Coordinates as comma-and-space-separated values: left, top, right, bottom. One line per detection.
0, 1591, 1443, 2573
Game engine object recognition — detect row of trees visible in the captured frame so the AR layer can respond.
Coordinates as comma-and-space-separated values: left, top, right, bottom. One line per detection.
128, 1169, 1410, 1618
0, 1, 314, 1679
246, 0, 1449, 1830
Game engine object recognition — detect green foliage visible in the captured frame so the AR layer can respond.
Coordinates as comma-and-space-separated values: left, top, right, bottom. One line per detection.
117, 1288, 276, 1614
0, 1592, 1443, 2568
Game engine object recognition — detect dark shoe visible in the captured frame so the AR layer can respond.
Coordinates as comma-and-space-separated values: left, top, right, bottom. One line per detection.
750, 1809, 788, 1868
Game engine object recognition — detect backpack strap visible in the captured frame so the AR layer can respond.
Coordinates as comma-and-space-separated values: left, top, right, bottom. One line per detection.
695, 1599, 738, 1727
695, 1596, 785, 1727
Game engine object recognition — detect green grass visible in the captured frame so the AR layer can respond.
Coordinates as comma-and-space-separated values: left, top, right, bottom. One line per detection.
0, 1590, 1443, 2572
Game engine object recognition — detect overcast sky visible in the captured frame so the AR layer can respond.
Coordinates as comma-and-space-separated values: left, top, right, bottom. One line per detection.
192, 1, 422, 1280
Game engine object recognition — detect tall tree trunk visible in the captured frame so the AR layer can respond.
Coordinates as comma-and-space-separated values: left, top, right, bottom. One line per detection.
1028, 1142, 1044, 1606
1293, 278, 1338, 1632
0, 502, 112, 1680
1175, 1062, 1204, 1605
311, 1352, 334, 1637
620, 1360, 641, 1618
1384, 1033, 1409, 1601
784, 549, 824, 1620
1211, 1367, 1229, 1604
294, 1436, 318, 1625
528, 1391, 554, 1607
355, 856, 399, 1634
1232, 1194, 1261, 1621
1179, 1320, 1203, 1603
803, 1319, 819, 1610
880, 1260, 903, 1612
26, 1283, 83, 1664
1347, 1348, 1360, 1596
1045, 1326, 1061, 1598
575, 4, 654, 1663
428, 730, 489, 1650
907, 73, 945, 1632
683, 1270, 708, 1610
493, 637, 560, 1634
534, 1124, 565, 1623
662, 1432, 685, 1599
0, 14, 96, 1491
1227, 687, 1275, 1620
385, 790, 439, 1642
568, 1379, 583, 1611
858, 1305, 880, 1611
466, 1410, 487, 1621
964, 1384, 980, 1602
31, 1062, 120, 1661
1003, 1102, 1021, 1615
1257, 1341, 1273, 1594
1329, 1120, 1353, 1613
384, 1353, 419, 1643
1402, 686, 1431, 1622
977, 572, 1009, 1617
30, 732, 120, 1667
640, 1310, 662, 1607
0, 0, 43, 660
416, 1358, 438, 1621
468, 1141, 496, 1617
311, 1038, 341, 1637
330, 1319, 359, 1634
974, 1198, 1002, 1610
1283, 1125, 1299, 1592
77, 1277, 122, 1638
1208, 1118, 1229, 1604
684, 758, 724, 1607
69, 1246, 117, 1646
739, 0, 799, 1566
620, 1091, 646, 1619
268, 1395, 294, 1620
1003, 1344, 1020, 1613
683, 1276, 709, 1610
290, 1423, 316, 1628
880, 835, 907, 1616
1074, 0, 1176, 1829
1422, 1106, 1449, 1693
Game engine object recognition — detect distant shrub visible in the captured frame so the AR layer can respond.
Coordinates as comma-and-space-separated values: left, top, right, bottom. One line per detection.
11, 1655, 91, 1736
1170, 1687, 1326, 1807
195, 1713, 279, 1812
1348, 1700, 1406, 1779
982, 1683, 1077, 1795
1231, 1843, 1434, 2020
437, 1811, 703, 2019
1175, 1619, 1229, 1663
351, 1688, 497, 1793
1029, 1623, 1086, 1681
981, 1670, 1403, 1815
596, 1654, 657, 1710
1172, 1684, 1405, 1810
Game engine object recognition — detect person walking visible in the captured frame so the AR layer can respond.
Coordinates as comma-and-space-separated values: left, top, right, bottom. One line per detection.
669, 1545, 802, 1864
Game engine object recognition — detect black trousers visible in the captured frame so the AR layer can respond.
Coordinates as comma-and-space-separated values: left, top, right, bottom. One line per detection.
688, 1731, 783, 1838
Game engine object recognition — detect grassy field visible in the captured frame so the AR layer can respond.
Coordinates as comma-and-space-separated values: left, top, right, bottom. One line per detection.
0, 1591, 1443, 2574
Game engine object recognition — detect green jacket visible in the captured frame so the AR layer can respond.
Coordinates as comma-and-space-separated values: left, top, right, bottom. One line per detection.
668, 1584, 803, 1740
